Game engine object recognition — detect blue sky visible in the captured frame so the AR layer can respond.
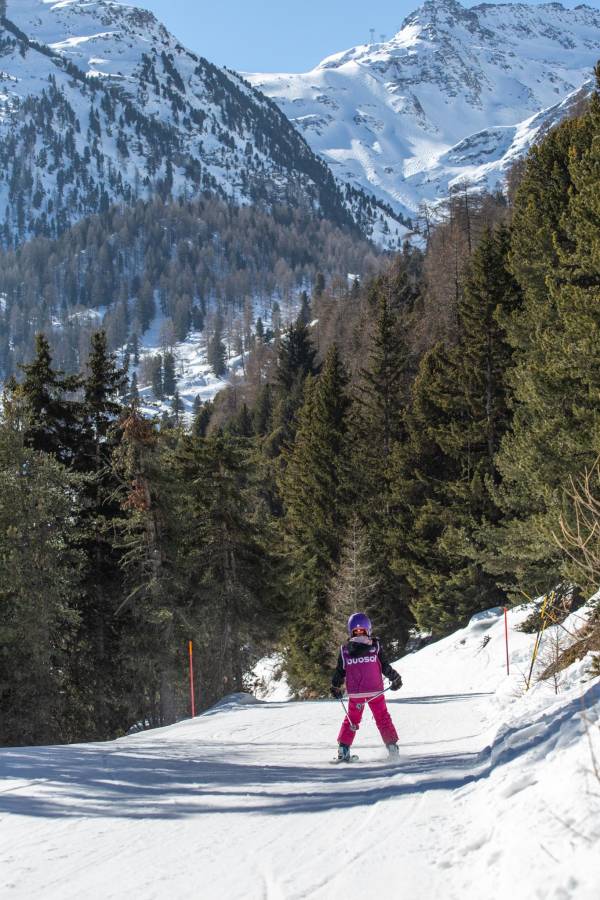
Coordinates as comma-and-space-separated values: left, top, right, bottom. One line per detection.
132, 1, 599, 72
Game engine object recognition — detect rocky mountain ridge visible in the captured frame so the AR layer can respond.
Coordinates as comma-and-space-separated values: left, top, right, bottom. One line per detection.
248, 0, 600, 221
0, 0, 406, 247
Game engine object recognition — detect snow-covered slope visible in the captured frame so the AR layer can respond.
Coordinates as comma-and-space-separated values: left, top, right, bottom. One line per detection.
248, 0, 600, 221
0, 0, 405, 246
1, 603, 598, 899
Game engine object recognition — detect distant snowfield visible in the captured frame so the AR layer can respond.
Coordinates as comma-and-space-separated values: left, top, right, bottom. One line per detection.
1, 605, 599, 899
248, 1, 600, 223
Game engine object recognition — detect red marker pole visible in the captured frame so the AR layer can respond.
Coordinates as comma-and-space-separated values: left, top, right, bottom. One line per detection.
504, 608, 510, 676
188, 640, 196, 718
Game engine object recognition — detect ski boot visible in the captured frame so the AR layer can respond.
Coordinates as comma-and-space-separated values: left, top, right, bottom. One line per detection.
337, 743, 352, 762
386, 742, 400, 758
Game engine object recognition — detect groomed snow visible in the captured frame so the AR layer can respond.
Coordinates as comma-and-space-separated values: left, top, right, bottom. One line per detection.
1, 603, 599, 898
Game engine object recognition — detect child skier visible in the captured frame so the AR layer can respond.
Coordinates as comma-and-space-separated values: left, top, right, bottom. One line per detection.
330, 612, 402, 761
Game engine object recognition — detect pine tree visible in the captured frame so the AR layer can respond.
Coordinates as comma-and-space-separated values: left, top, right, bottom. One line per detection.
150, 354, 164, 400
130, 371, 140, 402
163, 351, 176, 395
390, 226, 520, 634
231, 402, 254, 437
171, 432, 280, 707
192, 400, 213, 438
253, 382, 273, 436
298, 291, 311, 325
491, 83, 600, 595
351, 266, 414, 647
171, 388, 184, 426
18, 333, 82, 464
279, 345, 351, 695
80, 331, 126, 467
270, 318, 319, 452
0, 400, 84, 745
207, 327, 227, 378
314, 272, 325, 298
71, 332, 128, 739
275, 318, 318, 393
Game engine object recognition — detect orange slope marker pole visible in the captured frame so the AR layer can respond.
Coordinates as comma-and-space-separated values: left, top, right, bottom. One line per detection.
188, 640, 196, 718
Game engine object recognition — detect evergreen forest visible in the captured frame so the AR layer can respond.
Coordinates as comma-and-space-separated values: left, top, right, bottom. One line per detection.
3, 77, 600, 747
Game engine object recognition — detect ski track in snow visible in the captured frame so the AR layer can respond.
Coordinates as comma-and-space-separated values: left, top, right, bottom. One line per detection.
1, 606, 599, 898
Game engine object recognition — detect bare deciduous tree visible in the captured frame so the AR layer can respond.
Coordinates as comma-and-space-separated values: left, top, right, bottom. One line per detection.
556, 457, 600, 589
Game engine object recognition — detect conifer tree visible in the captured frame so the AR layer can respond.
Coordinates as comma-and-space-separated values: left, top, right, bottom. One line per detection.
73, 331, 128, 739
81, 331, 126, 468
279, 345, 350, 694
231, 402, 254, 437
171, 432, 280, 706
150, 353, 164, 400
0, 400, 84, 745
169, 389, 184, 427
492, 81, 600, 595
110, 406, 179, 726
270, 318, 319, 452
298, 291, 311, 325
130, 371, 140, 402
390, 226, 520, 633
163, 352, 176, 395
19, 333, 82, 464
351, 265, 414, 647
275, 318, 318, 393
253, 382, 273, 437
192, 400, 213, 438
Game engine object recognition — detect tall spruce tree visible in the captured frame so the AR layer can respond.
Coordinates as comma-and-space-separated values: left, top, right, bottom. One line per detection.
351, 266, 414, 648
268, 317, 319, 454
0, 399, 84, 745
275, 318, 318, 393
110, 406, 179, 726
492, 79, 600, 595
18, 333, 82, 464
163, 352, 177, 396
207, 318, 227, 378
73, 332, 128, 739
170, 432, 280, 707
390, 226, 520, 633
279, 345, 350, 695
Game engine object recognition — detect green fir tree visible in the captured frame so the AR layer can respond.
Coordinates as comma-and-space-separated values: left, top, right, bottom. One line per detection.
279, 345, 351, 695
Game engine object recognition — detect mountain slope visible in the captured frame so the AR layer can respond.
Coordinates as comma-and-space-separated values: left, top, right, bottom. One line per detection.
248, 0, 600, 220
0, 603, 598, 898
0, 0, 405, 246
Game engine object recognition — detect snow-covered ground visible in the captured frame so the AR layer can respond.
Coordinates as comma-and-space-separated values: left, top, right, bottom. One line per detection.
131, 291, 302, 420
1, 604, 599, 899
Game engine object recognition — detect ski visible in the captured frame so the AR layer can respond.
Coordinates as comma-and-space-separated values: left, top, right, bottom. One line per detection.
330, 754, 359, 764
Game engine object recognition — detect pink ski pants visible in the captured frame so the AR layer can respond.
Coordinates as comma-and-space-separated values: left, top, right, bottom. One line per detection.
337, 694, 398, 746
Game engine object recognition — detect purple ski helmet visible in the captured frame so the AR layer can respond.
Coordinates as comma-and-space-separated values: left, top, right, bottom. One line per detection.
348, 612, 372, 636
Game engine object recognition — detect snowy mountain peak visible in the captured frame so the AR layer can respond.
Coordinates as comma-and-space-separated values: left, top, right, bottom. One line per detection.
0, 0, 404, 247
248, 0, 600, 223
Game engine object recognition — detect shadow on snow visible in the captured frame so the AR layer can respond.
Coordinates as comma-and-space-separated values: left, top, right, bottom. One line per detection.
0, 683, 598, 821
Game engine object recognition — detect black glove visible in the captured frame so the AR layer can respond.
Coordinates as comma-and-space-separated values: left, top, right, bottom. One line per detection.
330, 685, 343, 700
389, 672, 402, 691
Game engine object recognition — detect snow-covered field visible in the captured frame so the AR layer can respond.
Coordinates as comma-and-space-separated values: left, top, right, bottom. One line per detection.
1, 605, 599, 899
